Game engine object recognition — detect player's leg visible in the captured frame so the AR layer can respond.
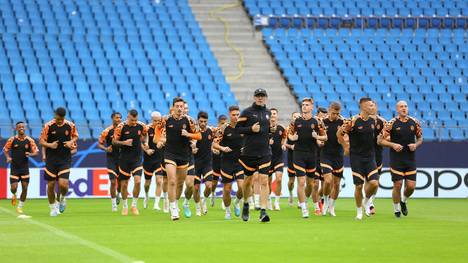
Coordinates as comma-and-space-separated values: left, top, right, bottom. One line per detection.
173, 164, 188, 219
351, 158, 366, 219
273, 169, 283, 210
57, 166, 70, 213
44, 166, 58, 216
131, 167, 143, 215
201, 171, 213, 215
193, 177, 201, 216
252, 171, 261, 210
391, 173, 403, 218
222, 173, 233, 220
234, 173, 244, 217
307, 172, 321, 216
239, 157, 256, 221
401, 170, 416, 216
17, 178, 29, 214
9, 177, 18, 206
116, 175, 122, 205
165, 160, 179, 220
154, 173, 163, 210
143, 169, 153, 209
108, 164, 118, 210
118, 161, 133, 215
267, 174, 273, 210
369, 161, 383, 214
329, 173, 342, 216
354, 183, 364, 219
183, 174, 194, 218
257, 158, 271, 222
363, 164, 379, 217
320, 161, 333, 215
287, 171, 295, 207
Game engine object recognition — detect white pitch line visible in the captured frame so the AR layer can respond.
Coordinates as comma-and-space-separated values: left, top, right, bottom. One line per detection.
0, 207, 142, 263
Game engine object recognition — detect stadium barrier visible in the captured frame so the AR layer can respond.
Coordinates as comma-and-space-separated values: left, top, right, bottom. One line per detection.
254, 14, 468, 29
0, 167, 466, 199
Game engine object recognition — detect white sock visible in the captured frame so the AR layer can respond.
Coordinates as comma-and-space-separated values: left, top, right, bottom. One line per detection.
123, 199, 128, 208
323, 195, 329, 208
60, 196, 65, 203
248, 196, 254, 204
357, 207, 363, 215
18, 201, 24, 208
329, 198, 335, 208
170, 201, 177, 210
289, 190, 293, 196
49, 203, 55, 210
275, 195, 280, 203
132, 197, 138, 207
300, 202, 307, 210
313, 202, 319, 210
163, 192, 168, 199
234, 197, 241, 205
402, 195, 409, 203
155, 196, 161, 204
195, 202, 201, 209
184, 198, 190, 206
254, 194, 260, 206
145, 192, 149, 199
393, 203, 401, 212
364, 197, 370, 207
111, 198, 117, 206
225, 205, 231, 214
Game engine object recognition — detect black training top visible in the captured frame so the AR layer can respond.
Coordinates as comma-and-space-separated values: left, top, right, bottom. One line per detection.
237, 103, 272, 157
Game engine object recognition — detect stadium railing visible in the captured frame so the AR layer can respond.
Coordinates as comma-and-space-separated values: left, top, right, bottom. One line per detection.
254, 15, 468, 29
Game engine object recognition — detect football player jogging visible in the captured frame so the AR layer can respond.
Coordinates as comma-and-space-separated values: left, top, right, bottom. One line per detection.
237, 89, 274, 222
284, 112, 301, 207
367, 101, 386, 215
163, 97, 201, 220
142, 111, 165, 210
378, 101, 423, 218
320, 102, 346, 216
3, 121, 39, 214
289, 98, 327, 218
192, 111, 215, 216
40, 107, 78, 216
98, 112, 122, 212
338, 97, 379, 220
213, 106, 245, 219
182, 102, 198, 218
112, 109, 148, 216
268, 108, 287, 211
211, 115, 227, 207
313, 107, 328, 213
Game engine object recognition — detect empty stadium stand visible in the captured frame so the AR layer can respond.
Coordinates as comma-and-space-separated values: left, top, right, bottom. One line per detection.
0, 0, 237, 140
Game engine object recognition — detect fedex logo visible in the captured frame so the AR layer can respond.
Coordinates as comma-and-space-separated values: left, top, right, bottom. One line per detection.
39, 169, 110, 197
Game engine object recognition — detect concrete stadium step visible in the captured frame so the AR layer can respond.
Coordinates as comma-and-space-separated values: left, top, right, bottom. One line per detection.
189, 0, 298, 123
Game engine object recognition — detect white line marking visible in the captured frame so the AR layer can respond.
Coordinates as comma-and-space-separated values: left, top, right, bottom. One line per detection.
0, 207, 142, 263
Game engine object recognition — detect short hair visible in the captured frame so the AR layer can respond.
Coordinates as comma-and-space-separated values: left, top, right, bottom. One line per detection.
301, 97, 314, 104
317, 107, 328, 114
329, 102, 341, 111
151, 111, 161, 119
55, 107, 66, 117
111, 112, 121, 118
270, 108, 278, 113
15, 121, 25, 126
197, 111, 208, 119
228, 105, 240, 112
291, 111, 299, 117
359, 97, 372, 104
128, 109, 138, 117
172, 97, 185, 106
218, 115, 228, 121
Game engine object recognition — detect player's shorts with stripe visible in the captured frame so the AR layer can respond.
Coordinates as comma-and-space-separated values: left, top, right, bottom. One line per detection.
316, 160, 323, 181
164, 152, 189, 168
106, 159, 119, 180
43, 162, 71, 181
375, 153, 383, 174
143, 160, 163, 180
10, 166, 30, 183
212, 154, 221, 179
118, 159, 142, 180
287, 150, 295, 177
221, 158, 244, 184
390, 164, 417, 182
293, 151, 317, 178
239, 155, 271, 177
350, 156, 379, 185
320, 155, 344, 178
187, 156, 195, 176
194, 160, 213, 185
269, 154, 284, 175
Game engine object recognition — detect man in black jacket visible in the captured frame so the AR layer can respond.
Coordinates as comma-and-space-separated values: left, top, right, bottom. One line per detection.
237, 89, 274, 222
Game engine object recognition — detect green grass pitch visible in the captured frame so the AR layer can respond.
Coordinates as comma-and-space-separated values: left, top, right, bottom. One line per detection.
1, 198, 467, 263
